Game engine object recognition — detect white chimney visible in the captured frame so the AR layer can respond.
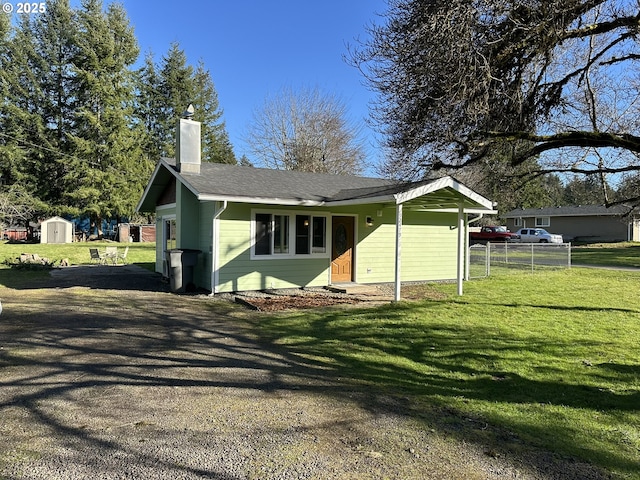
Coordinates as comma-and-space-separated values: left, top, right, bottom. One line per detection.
176, 105, 201, 174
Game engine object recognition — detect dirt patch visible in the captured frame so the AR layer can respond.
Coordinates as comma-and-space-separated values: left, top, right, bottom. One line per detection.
237, 293, 363, 311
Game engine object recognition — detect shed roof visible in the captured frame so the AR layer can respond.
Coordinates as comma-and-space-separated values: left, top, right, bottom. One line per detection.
504, 205, 636, 218
137, 159, 495, 213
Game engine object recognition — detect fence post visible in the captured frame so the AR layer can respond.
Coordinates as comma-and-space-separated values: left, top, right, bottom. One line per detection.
531, 243, 535, 272
486, 243, 491, 277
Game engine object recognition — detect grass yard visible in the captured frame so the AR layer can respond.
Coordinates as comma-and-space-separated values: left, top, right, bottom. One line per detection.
572, 241, 640, 268
0, 241, 156, 270
253, 268, 640, 479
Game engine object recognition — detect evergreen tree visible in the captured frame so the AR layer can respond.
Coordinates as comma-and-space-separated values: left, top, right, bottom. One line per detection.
2, 0, 234, 235
137, 43, 235, 164
157, 42, 193, 159
0, 12, 52, 211
2, 0, 77, 217
136, 51, 163, 161
29, 0, 76, 207
563, 176, 613, 206
193, 60, 235, 164
65, 0, 148, 234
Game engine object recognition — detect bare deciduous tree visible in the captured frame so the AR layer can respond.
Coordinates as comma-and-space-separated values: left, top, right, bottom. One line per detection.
351, 0, 640, 206
245, 87, 366, 175
0, 184, 43, 229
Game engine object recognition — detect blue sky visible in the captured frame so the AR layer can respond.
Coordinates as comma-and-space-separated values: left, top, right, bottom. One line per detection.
120, 0, 388, 171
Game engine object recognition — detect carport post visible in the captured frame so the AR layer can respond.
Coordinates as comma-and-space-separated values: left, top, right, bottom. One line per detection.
394, 203, 403, 302
457, 204, 465, 296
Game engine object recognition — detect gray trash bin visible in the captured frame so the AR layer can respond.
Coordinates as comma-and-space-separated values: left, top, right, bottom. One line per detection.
166, 249, 201, 293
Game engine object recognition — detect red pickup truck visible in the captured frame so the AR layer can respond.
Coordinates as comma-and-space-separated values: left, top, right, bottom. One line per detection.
469, 226, 519, 242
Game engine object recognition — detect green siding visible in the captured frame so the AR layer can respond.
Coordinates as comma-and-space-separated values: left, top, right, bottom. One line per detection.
195, 201, 215, 290
158, 198, 463, 293
354, 208, 458, 283
176, 183, 200, 250
216, 203, 330, 292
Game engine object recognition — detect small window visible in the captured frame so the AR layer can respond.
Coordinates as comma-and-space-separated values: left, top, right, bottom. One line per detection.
312, 217, 326, 253
514, 217, 522, 227
273, 214, 289, 254
254, 213, 272, 255
295, 215, 310, 254
535, 216, 550, 227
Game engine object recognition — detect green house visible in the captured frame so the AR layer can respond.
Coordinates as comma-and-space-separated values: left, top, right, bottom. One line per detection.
137, 118, 496, 299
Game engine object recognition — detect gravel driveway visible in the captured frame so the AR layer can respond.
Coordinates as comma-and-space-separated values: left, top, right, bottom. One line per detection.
0, 266, 609, 479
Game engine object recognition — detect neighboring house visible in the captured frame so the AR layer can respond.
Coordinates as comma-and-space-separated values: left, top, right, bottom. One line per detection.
504, 205, 640, 243
40, 216, 73, 244
137, 118, 496, 299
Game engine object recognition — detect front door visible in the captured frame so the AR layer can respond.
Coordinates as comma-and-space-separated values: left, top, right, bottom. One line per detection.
331, 216, 354, 283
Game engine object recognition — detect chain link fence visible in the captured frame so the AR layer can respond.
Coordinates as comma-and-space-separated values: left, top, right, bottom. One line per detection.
469, 242, 572, 278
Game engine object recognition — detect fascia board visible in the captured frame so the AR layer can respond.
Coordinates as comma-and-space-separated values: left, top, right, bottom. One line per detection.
394, 176, 494, 210
136, 160, 171, 212
420, 208, 499, 214
197, 193, 325, 206
325, 195, 397, 207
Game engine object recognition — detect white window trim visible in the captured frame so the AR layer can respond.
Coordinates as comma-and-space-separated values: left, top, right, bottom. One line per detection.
514, 217, 522, 227
160, 214, 177, 276
250, 209, 330, 260
535, 216, 550, 227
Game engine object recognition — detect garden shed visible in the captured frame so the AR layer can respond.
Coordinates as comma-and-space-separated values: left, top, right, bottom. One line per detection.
40, 216, 73, 244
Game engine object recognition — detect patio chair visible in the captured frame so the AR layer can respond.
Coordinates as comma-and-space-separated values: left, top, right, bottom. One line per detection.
116, 246, 129, 265
104, 246, 118, 265
89, 248, 105, 264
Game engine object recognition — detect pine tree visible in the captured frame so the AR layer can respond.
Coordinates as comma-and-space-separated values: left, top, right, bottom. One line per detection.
193, 61, 235, 164
0, 13, 51, 206
137, 43, 235, 164
157, 42, 194, 159
136, 51, 163, 161
65, 0, 148, 234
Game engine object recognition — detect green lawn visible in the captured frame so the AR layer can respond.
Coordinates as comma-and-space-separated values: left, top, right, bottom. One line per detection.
572, 241, 640, 268
253, 268, 640, 479
0, 241, 156, 269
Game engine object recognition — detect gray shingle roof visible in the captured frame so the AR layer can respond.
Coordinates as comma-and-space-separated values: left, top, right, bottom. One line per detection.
177, 160, 399, 202
137, 159, 495, 212
504, 204, 633, 217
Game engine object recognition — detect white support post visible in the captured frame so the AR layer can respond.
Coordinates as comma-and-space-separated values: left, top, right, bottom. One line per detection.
210, 200, 227, 295
394, 203, 403, 302
457, 204, 465, 296
464, 213, 470, 281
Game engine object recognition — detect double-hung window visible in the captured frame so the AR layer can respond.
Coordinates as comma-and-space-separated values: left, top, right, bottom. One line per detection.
294, 215, 326, 254
253, 211, 327, 258
255, 213, 289, 255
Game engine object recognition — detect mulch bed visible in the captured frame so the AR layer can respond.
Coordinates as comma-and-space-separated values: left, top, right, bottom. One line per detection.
237, 294, 363, 311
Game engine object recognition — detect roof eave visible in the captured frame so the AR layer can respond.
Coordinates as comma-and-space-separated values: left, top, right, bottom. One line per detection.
196, 193, 325, 206
394, 176, 494, 210
136, 160, 172, 212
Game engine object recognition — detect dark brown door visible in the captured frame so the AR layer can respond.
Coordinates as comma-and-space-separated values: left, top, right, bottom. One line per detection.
331, 216, 354, 283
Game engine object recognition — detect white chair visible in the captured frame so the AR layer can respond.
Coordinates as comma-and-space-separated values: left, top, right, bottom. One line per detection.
116, 246, 129, 265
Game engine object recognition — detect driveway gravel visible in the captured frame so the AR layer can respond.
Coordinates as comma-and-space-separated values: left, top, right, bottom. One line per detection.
0, 265, 611, 479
